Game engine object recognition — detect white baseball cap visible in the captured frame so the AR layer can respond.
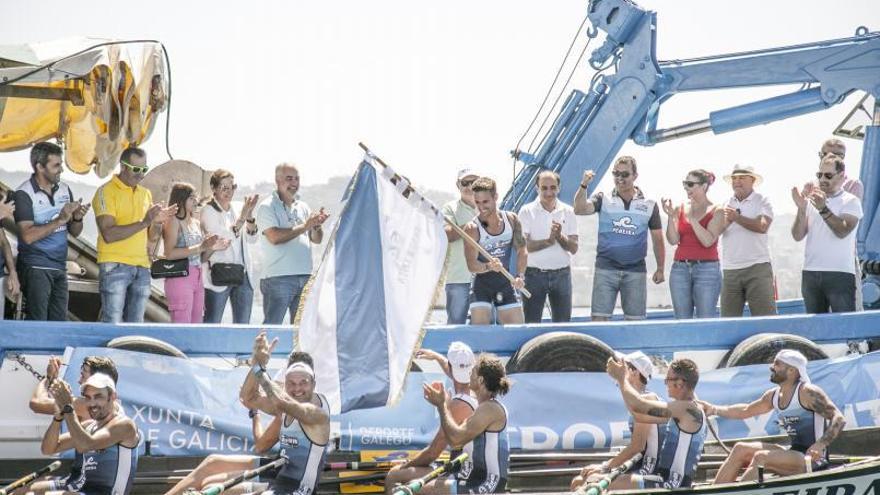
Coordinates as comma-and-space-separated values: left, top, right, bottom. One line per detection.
457, 168, 479, 181
80, 372, 116, 394
775, 350, 810, 383
624, 351, 654, 381
447, 341, 476, 384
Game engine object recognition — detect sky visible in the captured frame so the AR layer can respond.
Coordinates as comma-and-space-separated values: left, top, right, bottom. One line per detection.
1, 0, 878, 213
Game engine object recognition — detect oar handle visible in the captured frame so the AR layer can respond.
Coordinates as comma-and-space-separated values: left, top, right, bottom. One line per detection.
576, 452, 642, 495
357, 142, 531, 300
200, 457, 287, 495
0, 461, 62, 495
392, 453, 469, 495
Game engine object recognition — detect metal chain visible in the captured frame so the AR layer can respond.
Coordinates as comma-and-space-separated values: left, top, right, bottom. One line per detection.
8, 353, 45, 382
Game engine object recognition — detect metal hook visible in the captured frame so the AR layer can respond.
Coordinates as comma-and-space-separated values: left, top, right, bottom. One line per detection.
856, 26, 869, 36
587, 25, 599, 39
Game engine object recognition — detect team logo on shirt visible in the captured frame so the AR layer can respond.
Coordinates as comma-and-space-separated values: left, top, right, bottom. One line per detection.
612, 216, 638, 235
777, 415, 801, 436
83, 456, 98, 472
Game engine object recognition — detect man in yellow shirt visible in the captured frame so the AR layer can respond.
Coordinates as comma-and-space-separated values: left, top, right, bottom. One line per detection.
92, 148, 176, 322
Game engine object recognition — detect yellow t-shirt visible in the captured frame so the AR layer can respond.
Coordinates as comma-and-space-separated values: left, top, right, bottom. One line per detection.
92, 175, 153, 268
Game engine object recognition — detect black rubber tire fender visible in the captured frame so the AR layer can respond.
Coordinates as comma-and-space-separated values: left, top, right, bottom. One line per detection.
106, 335, 188, 359
721, 333, 826, 367
506, 331, 614, 373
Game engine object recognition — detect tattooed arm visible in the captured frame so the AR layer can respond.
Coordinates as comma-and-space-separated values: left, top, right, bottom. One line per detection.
803, 384, 846, 459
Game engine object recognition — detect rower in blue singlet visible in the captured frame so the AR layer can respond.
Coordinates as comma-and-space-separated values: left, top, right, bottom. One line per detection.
703, 349, 846, 483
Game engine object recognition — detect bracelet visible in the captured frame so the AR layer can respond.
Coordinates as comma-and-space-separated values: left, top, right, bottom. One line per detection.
53, 415, 64, 422
246, 217, 256, 224
818, 206, 830, 215
251, 363, 266, 376
579, 183, 588, 189
248, 409, 259, 419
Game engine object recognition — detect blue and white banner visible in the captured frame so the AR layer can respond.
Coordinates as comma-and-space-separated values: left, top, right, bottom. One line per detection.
298, 157, 448, 414
60, 347, 880, 456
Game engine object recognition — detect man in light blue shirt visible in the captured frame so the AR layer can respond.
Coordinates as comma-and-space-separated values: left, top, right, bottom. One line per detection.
256, 163, 328, 324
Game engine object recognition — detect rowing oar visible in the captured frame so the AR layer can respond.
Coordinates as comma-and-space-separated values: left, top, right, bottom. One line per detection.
0, 461, 62, 495
575, 452, 642, 495
324, 461, 399, 471
391, 452, 469, 495
358, 142, 532, 299
196, 457, 287, 495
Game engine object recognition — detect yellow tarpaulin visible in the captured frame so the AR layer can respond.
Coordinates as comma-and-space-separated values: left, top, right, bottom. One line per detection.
0, 38, 168, 177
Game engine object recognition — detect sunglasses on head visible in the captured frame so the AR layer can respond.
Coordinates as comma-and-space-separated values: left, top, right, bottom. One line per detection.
121, 160, 149, 174
611, 171, 631, 178
816, 171, 840, 180
682, 180, 704, 188
459, 178, 476, 188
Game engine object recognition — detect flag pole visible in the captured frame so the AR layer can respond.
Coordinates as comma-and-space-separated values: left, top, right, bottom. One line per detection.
358, 142, 531, 299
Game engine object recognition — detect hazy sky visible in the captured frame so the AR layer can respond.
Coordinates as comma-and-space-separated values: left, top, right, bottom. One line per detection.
1, 1, 877, 213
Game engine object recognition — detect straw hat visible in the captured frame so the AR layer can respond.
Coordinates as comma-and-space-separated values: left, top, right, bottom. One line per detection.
723, 165, 763, 187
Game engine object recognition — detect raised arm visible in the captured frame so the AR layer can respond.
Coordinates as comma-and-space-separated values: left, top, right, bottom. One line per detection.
662, 199, 680, 245
791, 186, 809, 241
426, 383, 500, 449
700, 389, 774, 419
573, 171, 596, 215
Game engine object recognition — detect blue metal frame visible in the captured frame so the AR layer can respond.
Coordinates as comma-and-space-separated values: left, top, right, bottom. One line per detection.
501, 0, 880, 281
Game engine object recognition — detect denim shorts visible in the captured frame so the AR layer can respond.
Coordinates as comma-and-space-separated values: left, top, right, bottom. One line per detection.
590, 268, 647, 319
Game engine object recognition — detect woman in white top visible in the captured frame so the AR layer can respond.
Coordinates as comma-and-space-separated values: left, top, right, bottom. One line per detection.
201, 170, 260, 324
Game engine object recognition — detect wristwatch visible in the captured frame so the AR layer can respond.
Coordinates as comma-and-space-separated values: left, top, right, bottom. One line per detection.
248, 409, 260, 419
251, 363, 266, 376
61, 404, 74, 416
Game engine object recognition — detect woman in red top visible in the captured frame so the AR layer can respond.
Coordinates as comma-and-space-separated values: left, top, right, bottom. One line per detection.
662, 169, 726, 319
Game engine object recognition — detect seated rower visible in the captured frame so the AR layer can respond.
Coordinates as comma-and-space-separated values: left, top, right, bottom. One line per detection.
22, 373, 139, 495
700, 349, 846, 483
416, 353, 511, 494
164, 351, 315, 495
604, 357, 707, 491
570, 351, 667, 490
384, 342, 478, 494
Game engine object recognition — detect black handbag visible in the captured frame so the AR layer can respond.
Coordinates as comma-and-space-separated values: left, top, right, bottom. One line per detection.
210, 262, 245, 286
150, 257, 189, 279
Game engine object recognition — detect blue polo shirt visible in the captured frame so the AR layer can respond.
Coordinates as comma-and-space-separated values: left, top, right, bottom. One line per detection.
592, 188, 661, 273
13, 176, 74, 271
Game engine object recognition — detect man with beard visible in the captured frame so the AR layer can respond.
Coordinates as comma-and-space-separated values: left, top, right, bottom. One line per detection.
256, 163, 329, 324
13, 142, 89, 320
701, 350, 846, 483
463, 177, 527, 325
26, 373, 139, 495
791, 154, 863, 313
574, 156, 665, 321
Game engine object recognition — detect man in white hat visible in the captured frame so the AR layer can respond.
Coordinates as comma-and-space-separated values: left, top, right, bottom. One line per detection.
719, 165, 777, 317
441, 168, 479, 324
571, 351, 667, 490
385, 342, 478, 493
32, 373, 139, 495
700, 349, 846, 483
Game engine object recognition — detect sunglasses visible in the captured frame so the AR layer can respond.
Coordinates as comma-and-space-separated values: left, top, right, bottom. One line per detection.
682, 180, 704, 188
816, 171, 840, 180
121, 160, 149, 174
459, 179, 476, 188
219, 184, 238, 192
611, 171, 631, 178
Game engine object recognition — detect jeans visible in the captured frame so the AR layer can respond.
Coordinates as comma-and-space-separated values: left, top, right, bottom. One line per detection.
164, 265, 205, 323
261, 274, 309, 325
204, 275, 255, 324
99, 262, 151, 323
445, 283, 471, 324
523, 267, 572, 323
670, 260, 721, 319
802, 270, 856, 314
19, 265, 67, 321
591, 267, 647, 319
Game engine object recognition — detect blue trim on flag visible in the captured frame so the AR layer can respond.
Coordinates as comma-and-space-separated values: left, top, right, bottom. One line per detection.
334, 161, 390, 411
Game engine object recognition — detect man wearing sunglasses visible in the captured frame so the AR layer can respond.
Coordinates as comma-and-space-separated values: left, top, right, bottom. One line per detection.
92, 147, 177, 322
441, 168, 479, 324
791, 154, 863, 313
12, 142, 89, 321
573, 156, 665, 321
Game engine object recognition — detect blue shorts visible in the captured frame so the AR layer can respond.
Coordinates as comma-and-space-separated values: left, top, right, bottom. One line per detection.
470, 274, 520, 311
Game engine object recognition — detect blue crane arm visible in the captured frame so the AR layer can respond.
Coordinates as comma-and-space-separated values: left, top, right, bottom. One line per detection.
502, 0, 880, 272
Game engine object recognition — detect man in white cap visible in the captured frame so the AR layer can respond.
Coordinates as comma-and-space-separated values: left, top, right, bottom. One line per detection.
441, 168, 479, 323
570, 351, 667, 490
701, 349, 846, 483
32, 373, 139, 495
719, 165, 777, 317
385, 342, 478, 493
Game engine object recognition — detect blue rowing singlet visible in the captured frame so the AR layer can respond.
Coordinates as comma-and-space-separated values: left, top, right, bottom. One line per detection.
270, 393, 330, 494
628, 415, 668, 475
66, 420, 139, 495
773, 382, 828, 458
459, 399, 509, 493
655, 407, 707, 488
